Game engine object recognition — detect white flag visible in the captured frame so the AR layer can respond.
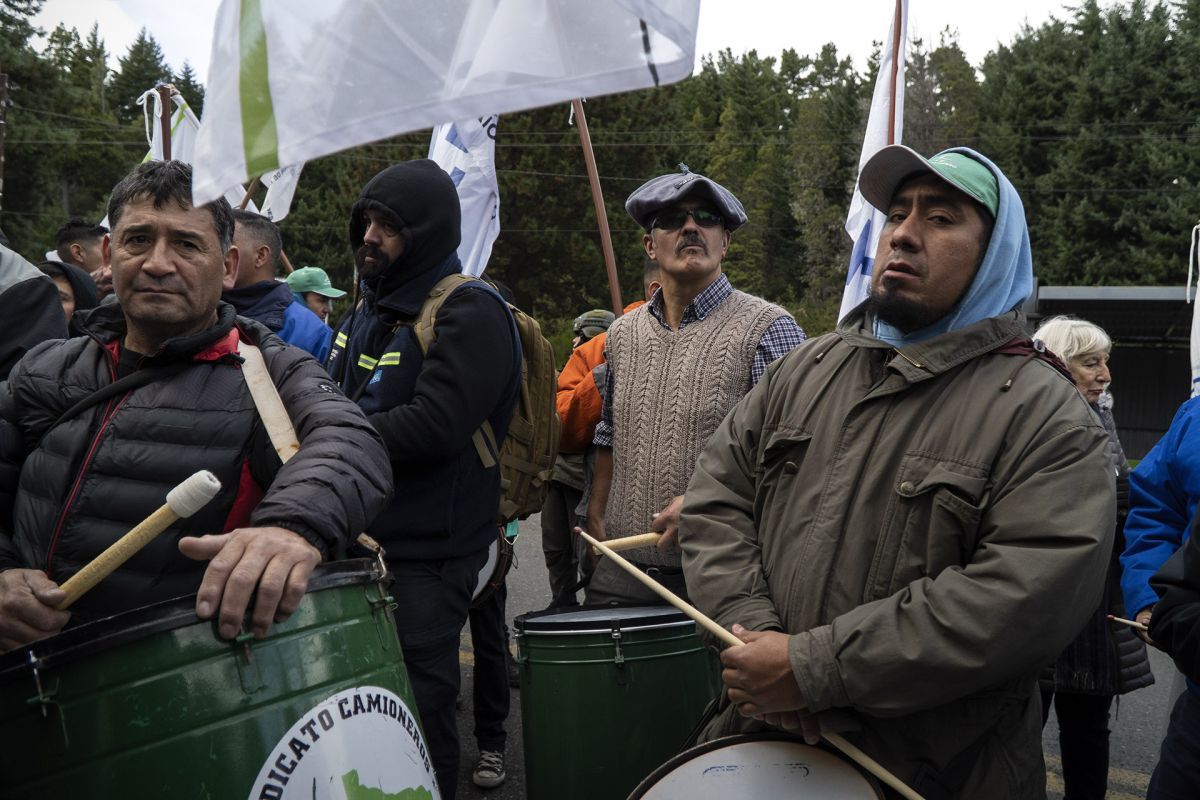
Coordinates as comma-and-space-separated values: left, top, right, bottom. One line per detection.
839, 1, 909, 322
136, 88, 257, 212
430, 116, 500, 277
259, 163, 304, 222
193, 0, 699, 205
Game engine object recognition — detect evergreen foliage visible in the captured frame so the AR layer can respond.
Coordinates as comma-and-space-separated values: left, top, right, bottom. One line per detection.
1, 2, 1198, 339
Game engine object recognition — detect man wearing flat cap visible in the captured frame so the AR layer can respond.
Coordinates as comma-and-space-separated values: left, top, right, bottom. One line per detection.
680, 147, 1115, 798
583, 165, 805, 604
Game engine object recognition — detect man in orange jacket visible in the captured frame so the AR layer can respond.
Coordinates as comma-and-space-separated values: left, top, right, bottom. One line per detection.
541, 261, 660, 607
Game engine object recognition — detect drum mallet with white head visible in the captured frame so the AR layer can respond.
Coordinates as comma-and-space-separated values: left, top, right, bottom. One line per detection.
576, 528, 927, 800
55, 470, 223, 610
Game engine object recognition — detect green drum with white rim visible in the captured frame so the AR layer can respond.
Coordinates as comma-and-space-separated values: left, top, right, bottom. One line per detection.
0, 559, 440, 800
515, 604, 721, 800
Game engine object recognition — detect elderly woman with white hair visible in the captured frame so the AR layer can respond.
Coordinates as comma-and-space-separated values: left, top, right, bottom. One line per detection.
1033, 315, 1153, 800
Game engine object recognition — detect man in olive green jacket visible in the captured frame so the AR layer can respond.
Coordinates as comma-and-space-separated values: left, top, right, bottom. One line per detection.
680, 146, 1115, 800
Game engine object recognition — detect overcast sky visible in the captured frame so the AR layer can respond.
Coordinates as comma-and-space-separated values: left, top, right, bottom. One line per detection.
33, 0, 1098, 83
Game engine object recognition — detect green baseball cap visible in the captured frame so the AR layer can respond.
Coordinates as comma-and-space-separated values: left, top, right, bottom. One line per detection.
859, 145, 999, 218
287, 266, 346, 298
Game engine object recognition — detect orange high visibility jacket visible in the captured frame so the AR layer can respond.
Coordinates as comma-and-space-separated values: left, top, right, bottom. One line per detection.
557, 301, 643, 453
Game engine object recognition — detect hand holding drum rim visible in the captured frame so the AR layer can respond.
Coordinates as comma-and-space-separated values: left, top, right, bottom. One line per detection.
0, 569, 70, 652
721, 623, 820, 744
179, 526, 322, 640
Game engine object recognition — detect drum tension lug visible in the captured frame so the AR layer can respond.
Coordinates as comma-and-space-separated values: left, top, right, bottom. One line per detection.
612, 629, 625, 668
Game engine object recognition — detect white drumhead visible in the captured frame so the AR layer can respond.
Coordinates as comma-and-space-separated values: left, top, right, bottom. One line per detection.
472, 539, 500, 600
636, 739, 879, 799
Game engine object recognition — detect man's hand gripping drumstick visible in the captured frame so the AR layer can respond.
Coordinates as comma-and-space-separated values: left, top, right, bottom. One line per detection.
576, 526, 927, 800
0, 471, 222, 652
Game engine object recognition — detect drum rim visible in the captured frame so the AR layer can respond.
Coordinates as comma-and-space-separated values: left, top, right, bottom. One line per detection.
0, 558, 384, 678
625, 732, 885, 800
515, 603, 694, 634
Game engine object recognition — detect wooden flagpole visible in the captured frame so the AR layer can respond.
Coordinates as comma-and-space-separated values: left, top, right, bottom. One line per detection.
157, 83, 173, 161
572, 99, 624, 316
887, 0, 902, 146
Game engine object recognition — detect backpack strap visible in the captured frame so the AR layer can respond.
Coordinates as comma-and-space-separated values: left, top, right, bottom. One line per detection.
412, 273, 514, 474
411, 272, 481, 356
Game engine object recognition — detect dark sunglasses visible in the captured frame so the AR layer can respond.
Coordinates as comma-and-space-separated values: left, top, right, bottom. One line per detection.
651, 207, 724, 231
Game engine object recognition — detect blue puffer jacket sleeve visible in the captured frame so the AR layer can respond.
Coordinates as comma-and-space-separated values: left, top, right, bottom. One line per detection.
279, 300, 333, 364
1122, 397, 1200, 616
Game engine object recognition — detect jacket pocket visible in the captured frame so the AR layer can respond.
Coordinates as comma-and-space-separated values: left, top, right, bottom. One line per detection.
867, 452, 988, 600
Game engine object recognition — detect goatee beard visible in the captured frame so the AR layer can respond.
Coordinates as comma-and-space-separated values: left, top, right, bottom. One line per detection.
867, 286, 937, 334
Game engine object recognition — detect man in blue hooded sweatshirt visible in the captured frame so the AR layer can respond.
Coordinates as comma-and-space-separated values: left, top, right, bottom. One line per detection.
680, 146, 1115, 799
327, 160, 518, 800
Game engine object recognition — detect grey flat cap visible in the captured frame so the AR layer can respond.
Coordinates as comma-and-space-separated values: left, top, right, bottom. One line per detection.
625, 164, 747, 231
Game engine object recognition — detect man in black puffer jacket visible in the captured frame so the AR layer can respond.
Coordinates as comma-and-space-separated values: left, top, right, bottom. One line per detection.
328, 160, 519, 799
0, 160, 392, 651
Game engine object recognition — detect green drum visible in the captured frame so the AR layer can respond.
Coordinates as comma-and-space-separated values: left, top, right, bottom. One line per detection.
0, 559, 441, 800
515, 604, 721, 800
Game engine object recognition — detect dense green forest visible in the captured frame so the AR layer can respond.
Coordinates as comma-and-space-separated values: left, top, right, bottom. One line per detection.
3, 0, 1200, 347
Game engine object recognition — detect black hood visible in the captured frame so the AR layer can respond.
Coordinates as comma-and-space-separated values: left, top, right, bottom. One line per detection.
39, 260, 100, 313
349, 159, 462, 297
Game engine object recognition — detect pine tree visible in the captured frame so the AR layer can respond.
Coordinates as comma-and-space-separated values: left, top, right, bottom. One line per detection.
174, 61, 204, 117
108, 28, 172, 123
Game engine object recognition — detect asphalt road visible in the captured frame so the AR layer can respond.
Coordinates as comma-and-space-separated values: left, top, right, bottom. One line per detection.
452, 514, 1178, 798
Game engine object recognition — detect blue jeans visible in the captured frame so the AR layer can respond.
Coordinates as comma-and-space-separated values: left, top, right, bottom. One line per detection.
389, 549, 489, 800
1148, 689, 1200, 799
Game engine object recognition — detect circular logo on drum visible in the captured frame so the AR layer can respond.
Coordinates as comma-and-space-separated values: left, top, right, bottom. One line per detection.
248, 686, 441, 800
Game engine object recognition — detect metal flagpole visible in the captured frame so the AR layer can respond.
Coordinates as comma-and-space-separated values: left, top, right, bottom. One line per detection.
571, 99, 624, 316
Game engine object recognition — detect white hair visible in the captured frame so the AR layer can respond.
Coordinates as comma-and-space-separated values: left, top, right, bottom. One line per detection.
1033, 315, 1112, 363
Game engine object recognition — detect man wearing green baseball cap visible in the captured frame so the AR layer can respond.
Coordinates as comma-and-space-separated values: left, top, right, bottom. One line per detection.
287, 266, 346, 325
681, 145, 1115, 799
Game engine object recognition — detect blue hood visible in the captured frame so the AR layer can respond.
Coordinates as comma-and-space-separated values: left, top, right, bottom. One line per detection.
873, 148, 1033, 346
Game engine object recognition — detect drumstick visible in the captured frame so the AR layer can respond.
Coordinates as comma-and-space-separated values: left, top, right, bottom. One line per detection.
1107, 614, 1149, 632
55, 471, 223, 610
590, 531, 661, 556
576, 528, 927, 800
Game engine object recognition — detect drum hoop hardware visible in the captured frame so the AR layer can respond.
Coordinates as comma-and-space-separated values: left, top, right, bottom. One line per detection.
25, 650, 52, 718
611, 629, 625, 669
233, 630, 266, 695
517, 619, 695, 637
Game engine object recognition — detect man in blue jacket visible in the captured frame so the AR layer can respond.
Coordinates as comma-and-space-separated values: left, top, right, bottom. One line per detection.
222, 209, 331, 362
1122, 397, 1200, 797
328, 159, 519, 799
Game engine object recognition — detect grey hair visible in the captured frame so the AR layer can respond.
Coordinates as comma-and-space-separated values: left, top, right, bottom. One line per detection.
1034, 315, 1112, 363
107, 160, 235, 252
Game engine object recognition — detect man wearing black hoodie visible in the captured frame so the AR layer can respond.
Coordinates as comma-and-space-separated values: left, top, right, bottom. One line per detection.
328, 160, 519, 799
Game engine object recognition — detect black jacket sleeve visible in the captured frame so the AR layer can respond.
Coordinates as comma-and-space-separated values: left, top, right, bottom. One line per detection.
1149, 516, 1200, 682
0, 276, 68, 380
366, 286, 515, 463
246, 333, 394, 556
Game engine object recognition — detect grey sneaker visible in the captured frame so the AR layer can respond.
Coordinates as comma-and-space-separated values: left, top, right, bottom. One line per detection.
472, 750, 506, 788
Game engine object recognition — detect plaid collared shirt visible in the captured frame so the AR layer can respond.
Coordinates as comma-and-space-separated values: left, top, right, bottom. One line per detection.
593, 274, 806, 446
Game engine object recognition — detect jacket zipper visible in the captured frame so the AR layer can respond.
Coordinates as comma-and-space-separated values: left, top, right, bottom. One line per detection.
44, 350, 125, 578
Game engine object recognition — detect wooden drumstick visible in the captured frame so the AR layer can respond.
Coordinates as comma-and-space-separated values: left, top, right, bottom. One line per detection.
576, 529, 926, 800
55, 470, 223, 610
590, 531, 661, 556
1107, 614, 1149, 632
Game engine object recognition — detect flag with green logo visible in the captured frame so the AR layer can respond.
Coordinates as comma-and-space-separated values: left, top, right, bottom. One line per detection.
191, 0, 699, 205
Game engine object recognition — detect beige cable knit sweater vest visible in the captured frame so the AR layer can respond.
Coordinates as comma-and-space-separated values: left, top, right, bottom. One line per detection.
604, 288, 788, 566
